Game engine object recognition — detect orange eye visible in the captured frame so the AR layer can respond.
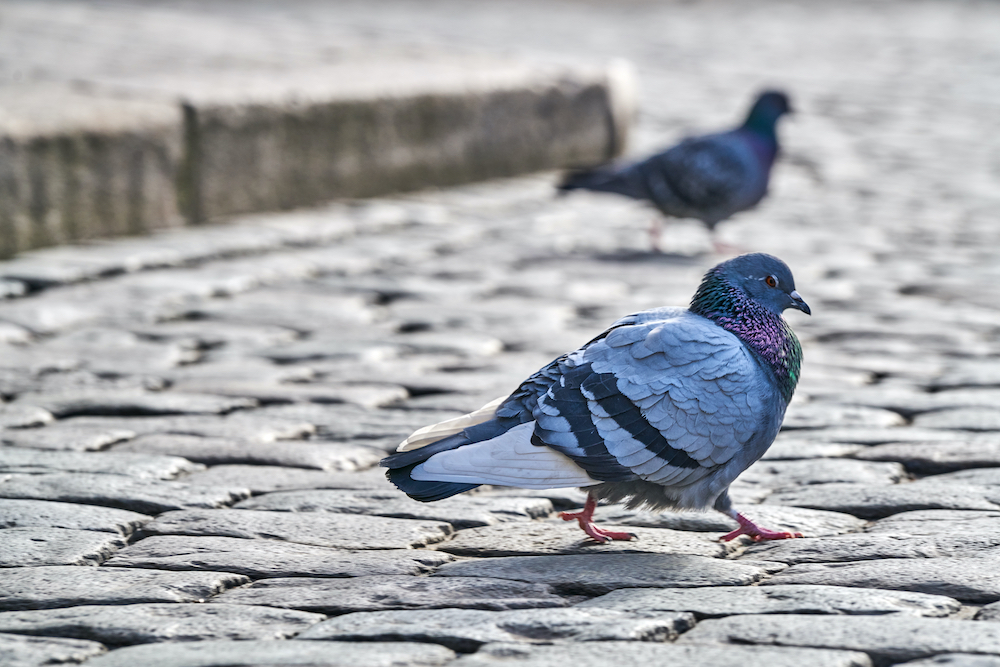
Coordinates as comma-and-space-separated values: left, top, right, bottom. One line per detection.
765, 275, 778, 288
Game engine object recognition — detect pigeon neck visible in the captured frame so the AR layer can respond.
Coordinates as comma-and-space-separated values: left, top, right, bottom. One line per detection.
690, 277, 802, 402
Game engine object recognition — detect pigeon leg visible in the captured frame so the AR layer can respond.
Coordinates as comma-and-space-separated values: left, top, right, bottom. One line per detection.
560, 494, 635, 543
719, 510, 803, 542
649, 217, 663, 253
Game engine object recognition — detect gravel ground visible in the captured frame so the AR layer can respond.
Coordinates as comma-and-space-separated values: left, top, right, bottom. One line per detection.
1, 1, 1000, 666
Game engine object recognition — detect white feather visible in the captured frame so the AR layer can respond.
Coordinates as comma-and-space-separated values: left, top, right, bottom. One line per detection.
396, 396, 506, 452
411, 422, 599, 489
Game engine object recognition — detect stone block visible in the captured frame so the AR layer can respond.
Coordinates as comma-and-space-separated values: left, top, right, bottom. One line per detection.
434, 553, 784, 596
234, 489, 553, 529
0, 631, 106, 667
763, 557, 1000, 602
0, 446, 202, 479
214, 575, 570, 614
296, 607, 695, 652
0, 498, 149, 535
0, 84, 183, 258
452, 642, 872, 667
0, 526, 125, 567
140, 508, 452, 550
105, 535, 453, 578
173, 60, 633, 222
0, 473, 248, 514
0, 603, 323, 645
678, 613, 1000, 665
579, 584, 959, 618
436, 520, 729, 558
0, 566, 247, 611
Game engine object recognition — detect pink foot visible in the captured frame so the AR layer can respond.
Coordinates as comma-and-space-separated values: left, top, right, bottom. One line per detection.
720, 512, 803, 543
560, 495, 635, 543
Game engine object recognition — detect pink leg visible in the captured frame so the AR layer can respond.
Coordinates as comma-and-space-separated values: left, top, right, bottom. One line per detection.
649, 218, 663, 253
560, 494, 635, 543
720, 511, 803, 543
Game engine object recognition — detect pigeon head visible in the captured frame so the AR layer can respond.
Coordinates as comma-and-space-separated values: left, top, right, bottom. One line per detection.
718, 253, 810, 316
690, 253, 807, 400
743, 90, 792, 135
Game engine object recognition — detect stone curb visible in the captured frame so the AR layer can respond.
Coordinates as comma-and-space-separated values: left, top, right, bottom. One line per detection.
0, 57, 635, 258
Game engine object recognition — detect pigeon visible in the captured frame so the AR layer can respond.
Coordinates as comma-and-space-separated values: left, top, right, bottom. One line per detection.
558, 91, 792, 251
383, 253, 810, 543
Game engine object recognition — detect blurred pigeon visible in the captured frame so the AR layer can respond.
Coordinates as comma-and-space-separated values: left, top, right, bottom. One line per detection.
383, 253, 810, 543
558, 91, 792, 252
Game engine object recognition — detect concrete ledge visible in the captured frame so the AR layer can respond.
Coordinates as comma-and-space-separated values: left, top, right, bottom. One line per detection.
0, 57, 635, 257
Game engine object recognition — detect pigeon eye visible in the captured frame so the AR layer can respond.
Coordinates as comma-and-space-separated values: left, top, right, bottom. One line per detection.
765, 275, 778, 288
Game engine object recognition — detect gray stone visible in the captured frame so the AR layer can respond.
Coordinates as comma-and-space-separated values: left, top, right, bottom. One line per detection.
26, 328, 198, 372
914, 409, 1000, 431
12, 390, 255, 418
235, 489, 552, 529
434, 553, 784, 596
924, 469, 1000, 486
436, 520, 729, 557
453, 642, 873, 667
932, 361, 1000, 390
296, 607, 694, 651
0, 405, 53, 429
763, 558, 1000, 602
141, 508, 452, 549
252, 403, 462, 448
178, 465, 388, 493
0, 422, 135, 451
762, 439, 865, 461
678, 614, 1000, 665
780, 428, 962, 445
978, 603, 1000, 622
0, 603, 324, 645
0, 473, 248, 514
0, 499, 148, 535
111, 434, 383, 471
63, 413, 316, 443
104, 535, 454, 578
83, 640, 453, 667
866, 510, 1000, 536
898, 657, 1000, 667
782, 403, 905, 430
0, 566, 247, 610
579, 584, 960, 618
816, 388, 1000, 419
0, 446, 202, 479
0, 527, 125, 566
214, 575, 570, 614
764, 483, 1000, 519
744, 530, 1000, 564
855, 442, 1000, 474
0, 631, 106, 667
738, 459, 905, 489
168, 378, 408, 409
601, 505, 866, 537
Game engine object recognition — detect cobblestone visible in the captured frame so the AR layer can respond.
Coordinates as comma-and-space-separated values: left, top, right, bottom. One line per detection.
0, 0, 998, 665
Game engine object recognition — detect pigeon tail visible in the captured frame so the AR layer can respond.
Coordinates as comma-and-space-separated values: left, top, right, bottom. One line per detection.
557, 165, 647, 200
386, 463, 480, 502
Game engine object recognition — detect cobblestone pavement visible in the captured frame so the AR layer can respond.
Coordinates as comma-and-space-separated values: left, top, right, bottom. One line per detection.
3, 1, 1000, 666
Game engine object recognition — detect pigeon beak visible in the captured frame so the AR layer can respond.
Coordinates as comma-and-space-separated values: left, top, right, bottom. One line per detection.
789, 291, 811, 315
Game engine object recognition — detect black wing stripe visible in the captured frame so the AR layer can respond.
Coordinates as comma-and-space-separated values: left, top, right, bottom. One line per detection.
586, 369, 702, 470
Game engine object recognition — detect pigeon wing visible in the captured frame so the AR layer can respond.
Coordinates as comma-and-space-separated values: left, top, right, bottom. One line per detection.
532, 310, 767, 486
641, 134, 757, 219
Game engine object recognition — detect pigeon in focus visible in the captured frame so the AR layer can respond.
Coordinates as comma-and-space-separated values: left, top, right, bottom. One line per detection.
382, 253, 810, 543
558, 91, 792, 252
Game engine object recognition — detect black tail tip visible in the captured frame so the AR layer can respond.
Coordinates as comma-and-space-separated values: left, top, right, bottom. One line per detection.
385, 465, 480, 503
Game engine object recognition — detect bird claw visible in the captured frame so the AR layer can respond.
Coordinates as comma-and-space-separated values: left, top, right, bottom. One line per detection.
720, 512, 803, 542
560, 496, 635, 543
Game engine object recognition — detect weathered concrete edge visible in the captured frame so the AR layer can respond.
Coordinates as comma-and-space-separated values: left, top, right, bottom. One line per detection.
0, 60, 636, 259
